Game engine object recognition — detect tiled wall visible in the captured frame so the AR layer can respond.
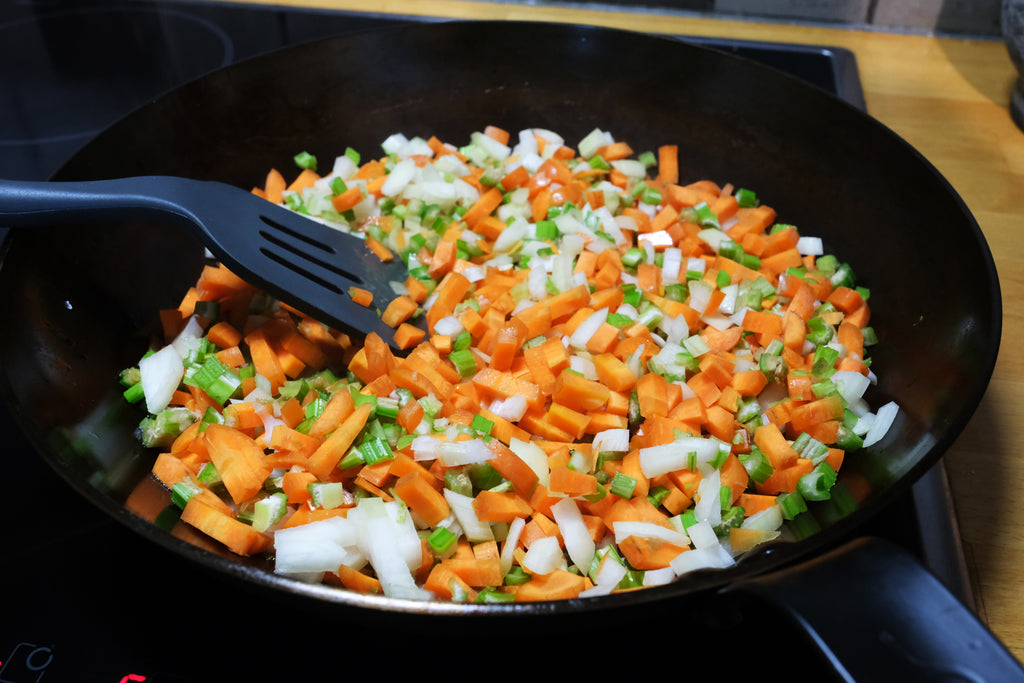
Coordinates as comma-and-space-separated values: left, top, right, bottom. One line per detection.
595, 0, 1004, 37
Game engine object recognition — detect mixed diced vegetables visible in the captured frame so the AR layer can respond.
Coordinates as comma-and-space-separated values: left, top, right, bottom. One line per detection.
120, 126, 897, 602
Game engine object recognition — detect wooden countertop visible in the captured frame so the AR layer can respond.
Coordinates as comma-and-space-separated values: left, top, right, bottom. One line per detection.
238, 0, 1024, 660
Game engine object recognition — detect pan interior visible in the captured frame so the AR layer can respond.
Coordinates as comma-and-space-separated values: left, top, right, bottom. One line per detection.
0, 20, 1000, 614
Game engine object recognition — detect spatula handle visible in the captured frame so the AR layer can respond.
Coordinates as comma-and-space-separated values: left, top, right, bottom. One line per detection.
0, 177, 198, 227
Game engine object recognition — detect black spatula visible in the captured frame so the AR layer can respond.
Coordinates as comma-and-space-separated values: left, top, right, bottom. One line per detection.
0, 176, 421, 352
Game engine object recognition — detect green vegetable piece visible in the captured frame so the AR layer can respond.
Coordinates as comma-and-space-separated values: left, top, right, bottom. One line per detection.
293, 151, 317, 171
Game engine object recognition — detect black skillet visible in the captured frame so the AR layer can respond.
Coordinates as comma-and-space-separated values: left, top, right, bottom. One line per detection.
0, 20, 1013, 680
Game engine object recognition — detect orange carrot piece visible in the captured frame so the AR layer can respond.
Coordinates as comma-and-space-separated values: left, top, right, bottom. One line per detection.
349, 287, 373, 308
204, 423, 274, 505
486, 441, 540, 497
331, 185, 364, 213
365, 235, 394, 263
335, 565, 382, 594
180, 497, 270, 556
483, 125, 510, 145
515, 569, 588, 602
394, 470, 450, 525
207, 321, 242, 349
307, 402, 373, 480
461, 186, 504, 230
264, 168, 287, 204
618, 535, 688, 570
551, 371, 610, 412
753, 422, 800, 470
286, 168, 320, 194
657, 144, 679, 184
381, 295, 419, 328
282, 470, 318, 505
549, 466, 599, 498
472, 490, 532, 523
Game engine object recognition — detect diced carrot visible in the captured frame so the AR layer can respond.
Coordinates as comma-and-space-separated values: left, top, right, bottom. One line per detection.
731, 369, 768, 397
756, 457, 814, 495
307, 402, 373, 480
472, 490, 532, 523
486, 441, 539, 498
619, 535, 688, 570
461, 186, 504, 230
245, 328, 287, 394
204, 424, 274, 505
596, 141, 634, 161
270, 423, 320, 456
180, 497, 270, 556
552, 371, 610, 412
349, 287, 373, 308
657, 144, 679, 184
381, 295, 419, 328
282, 470, 318, 505
424, 563, 478, 601
264, 168, 287, 204
331, 185, 364, 212
754, 422, 800, 470
394, 470, 450, 525
548, 466, 599, 498
515, 569, 588, 602
335, 565, 382, 594
286, 168, 320, 194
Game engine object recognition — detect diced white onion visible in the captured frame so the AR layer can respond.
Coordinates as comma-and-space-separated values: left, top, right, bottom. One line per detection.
273, 516, 365, 575
592, 428, 630, 455
697, 227, 729, 252
580, 554, 629, 597
670, 543, 736, 575
612, 521, 689, 548
832, 370, 872, 405
411, 435, 442, 461
861, 400, 899, 447
521, 535, 566, 575
687, 278, 715, 316
493, 216, 529, 253
642, 567, 677, 587
686, 519, 720, 550
797, 235, 824, 256
349, 498, 433, 600
569, 308, 609, 350
138, 344, 185, 414
471, 131, 511, 161
510, 437, 551, 487
661, 247, 683, 284
551, 497, 595, 572
578, 127, 615, 159
569, 354, 598, 380
438, 438, 492, 467
639, 435, 723, 478
443, 488, 493, 542
170, 314, 204, 359
741, 504, 784, 532
380, 160, 415, 198
433, 315, 464, 337
488, 395, 528, 422
695, 469, 723, 527
500, 517, 527, 576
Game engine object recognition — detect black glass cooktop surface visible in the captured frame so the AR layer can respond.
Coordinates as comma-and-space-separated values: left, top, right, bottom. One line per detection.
0, 3, 971, 681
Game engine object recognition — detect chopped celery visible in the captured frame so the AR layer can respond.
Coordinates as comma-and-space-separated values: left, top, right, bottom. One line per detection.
293, 151, 317, 171
609, 471, 637, 499
251, 492, 288, 532
308, 482, 348, 510
428, 526, 458, 555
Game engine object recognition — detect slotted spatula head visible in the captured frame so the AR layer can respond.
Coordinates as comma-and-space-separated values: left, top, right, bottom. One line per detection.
0, 175, 421, 351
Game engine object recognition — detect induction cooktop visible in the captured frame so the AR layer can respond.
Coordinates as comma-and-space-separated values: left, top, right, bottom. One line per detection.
0, 3, 973, 681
